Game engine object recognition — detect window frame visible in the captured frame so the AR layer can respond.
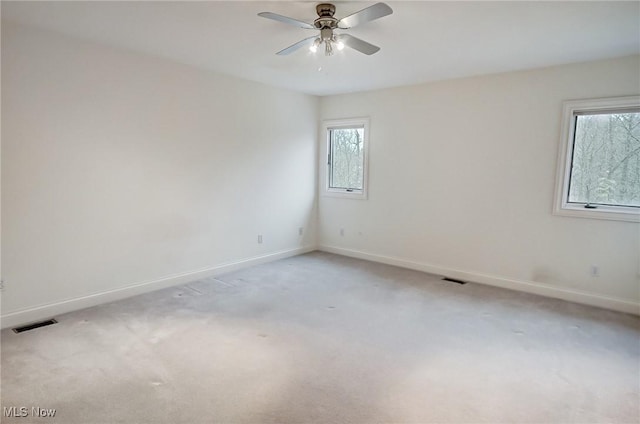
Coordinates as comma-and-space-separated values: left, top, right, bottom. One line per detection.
320, 117, 370, 199
553, 96, 640, 222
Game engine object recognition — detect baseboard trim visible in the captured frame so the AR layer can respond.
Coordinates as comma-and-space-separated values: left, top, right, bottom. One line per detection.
319, 245, 640, 315
1, 246, 315, 329
5, 244, 636, 329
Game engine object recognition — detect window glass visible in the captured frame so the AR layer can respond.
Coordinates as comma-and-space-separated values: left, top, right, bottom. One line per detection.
568, 111, 640, 208
329, 127, 365, 191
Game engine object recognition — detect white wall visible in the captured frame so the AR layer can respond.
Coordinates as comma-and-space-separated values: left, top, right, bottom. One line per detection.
1, 23, 318, 326
319, 56, 640, 313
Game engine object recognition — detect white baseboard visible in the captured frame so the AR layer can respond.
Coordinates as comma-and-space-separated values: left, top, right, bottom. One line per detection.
4, 244, 636, 329
319, 245, 640, 315
1, 246, 315, 329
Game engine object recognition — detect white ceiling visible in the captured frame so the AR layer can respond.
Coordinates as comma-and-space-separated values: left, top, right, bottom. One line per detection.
3, 1, 639, 96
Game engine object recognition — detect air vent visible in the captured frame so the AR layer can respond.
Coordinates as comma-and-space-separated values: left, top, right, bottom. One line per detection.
442, 277, 467, 285
12, 319, 58, 334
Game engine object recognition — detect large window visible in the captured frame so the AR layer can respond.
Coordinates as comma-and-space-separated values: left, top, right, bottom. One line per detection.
322, 118, 369, 199
554, 96, 640, 222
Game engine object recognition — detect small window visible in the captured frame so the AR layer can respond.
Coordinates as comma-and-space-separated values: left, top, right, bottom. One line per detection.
321, 118, 369, 199
554, 96, 640, 222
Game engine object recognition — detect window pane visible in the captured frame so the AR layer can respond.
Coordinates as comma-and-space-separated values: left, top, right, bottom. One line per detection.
568, 112, 640, 207
330, 127, 364, 190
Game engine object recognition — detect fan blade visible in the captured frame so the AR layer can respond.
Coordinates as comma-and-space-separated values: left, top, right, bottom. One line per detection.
337, 2, 393, 29
276, 36, 318, 55
258, 12, 315, 29
337, 34, 380, 55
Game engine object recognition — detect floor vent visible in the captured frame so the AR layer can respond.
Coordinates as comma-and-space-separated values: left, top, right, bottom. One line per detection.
442, 277, 467, 285
12, 319, 58, 334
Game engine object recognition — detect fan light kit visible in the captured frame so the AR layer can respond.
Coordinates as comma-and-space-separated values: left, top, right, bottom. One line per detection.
258, 2, 393, 56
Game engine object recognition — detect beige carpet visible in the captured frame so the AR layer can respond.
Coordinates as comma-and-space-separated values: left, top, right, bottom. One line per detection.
2, 252, 639, 423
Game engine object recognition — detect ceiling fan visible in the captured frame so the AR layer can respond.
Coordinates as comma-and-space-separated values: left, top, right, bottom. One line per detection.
258, 2, 393, 56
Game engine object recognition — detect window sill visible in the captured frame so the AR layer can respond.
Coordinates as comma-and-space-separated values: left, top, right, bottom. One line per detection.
553, 204, 640, 223
322, 189, 368, 200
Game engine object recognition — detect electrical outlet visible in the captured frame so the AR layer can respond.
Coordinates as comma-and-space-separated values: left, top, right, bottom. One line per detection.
298, 227, 304, 236
590, 265, 600, 277
340, 228, 344, 236
0, 279, 5, 291
257, 235, 263, 244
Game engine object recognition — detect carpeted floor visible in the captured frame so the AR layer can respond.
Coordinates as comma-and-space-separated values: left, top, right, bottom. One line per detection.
1, 252, 639, 423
